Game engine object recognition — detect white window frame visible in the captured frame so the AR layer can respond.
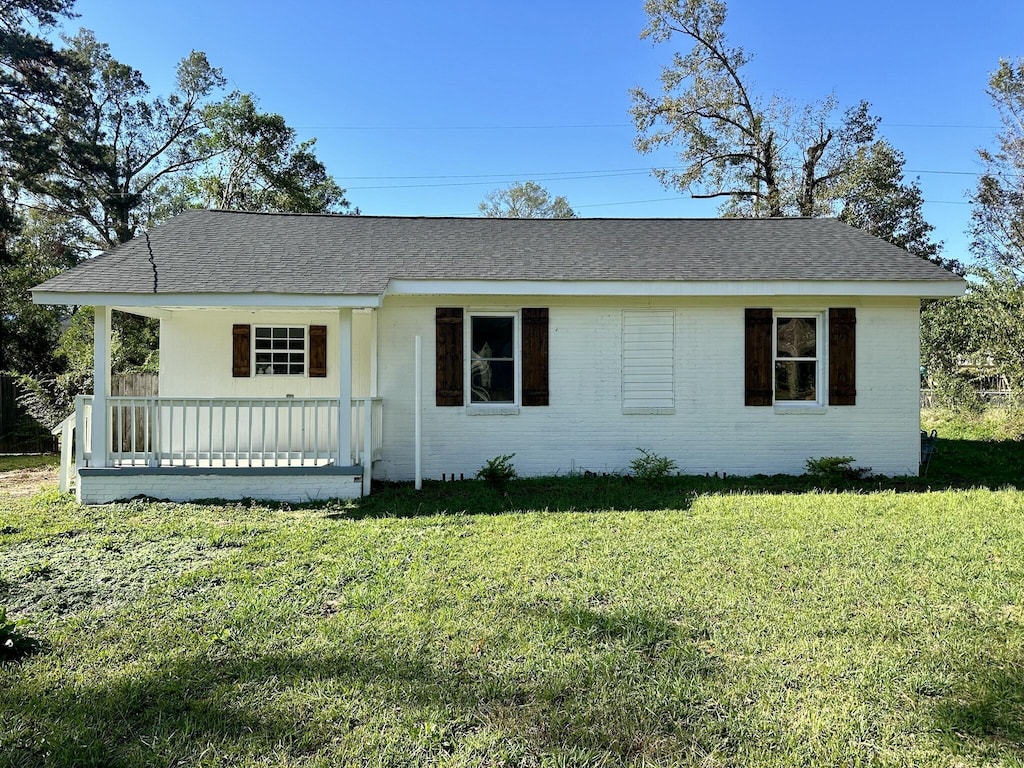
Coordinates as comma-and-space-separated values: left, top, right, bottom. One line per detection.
253, 324, 307, 377
773, 311, 825, 406
465, 310, 521, 410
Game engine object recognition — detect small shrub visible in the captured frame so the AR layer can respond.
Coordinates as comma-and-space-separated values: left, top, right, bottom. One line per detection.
805, 456, 871, 484
1, 607, 40, 662
476, 454, 517, 486
630, 449, 679, 480
930, 373, 985, 414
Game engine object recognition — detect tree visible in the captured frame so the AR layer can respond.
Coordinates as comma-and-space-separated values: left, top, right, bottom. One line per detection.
631, 0, 878, 218
972, 58, 1024, 283
966, 59, 1024, 400
478, 181, 576, 218
24, 30, 226, 248
187, 92, 349, 213
924, 58, 1024, 406
837, 139, 958, 272
0, 212, 83, 374
0, 0, 78, 263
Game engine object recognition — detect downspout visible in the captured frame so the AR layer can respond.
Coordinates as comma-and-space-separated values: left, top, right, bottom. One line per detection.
414, 335, 422, 490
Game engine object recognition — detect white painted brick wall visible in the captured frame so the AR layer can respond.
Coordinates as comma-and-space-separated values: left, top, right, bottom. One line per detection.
77, 471, 362, 504
160, 309, 372, 397
374, 295, 922, 480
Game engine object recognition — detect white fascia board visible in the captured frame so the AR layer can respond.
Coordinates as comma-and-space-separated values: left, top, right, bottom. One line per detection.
385, 278, 965, 298
33, 291, 382, 309
112, 306, 174, 320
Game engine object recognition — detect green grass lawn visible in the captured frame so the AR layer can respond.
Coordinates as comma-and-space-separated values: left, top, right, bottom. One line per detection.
1, 411, 1023, 767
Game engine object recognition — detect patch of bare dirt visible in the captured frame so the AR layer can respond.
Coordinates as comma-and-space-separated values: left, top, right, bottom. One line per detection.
0, 465, 59, 498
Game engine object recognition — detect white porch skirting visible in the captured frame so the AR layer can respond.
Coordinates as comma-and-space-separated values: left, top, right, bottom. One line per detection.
77, 465, 363, 504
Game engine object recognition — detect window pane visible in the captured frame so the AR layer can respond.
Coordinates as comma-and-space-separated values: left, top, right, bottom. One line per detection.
775, 361, 817, 401
255, 327, 305, 375
776, 317, 816, 358
472, 316, 514, 360
471, 360, 515, 403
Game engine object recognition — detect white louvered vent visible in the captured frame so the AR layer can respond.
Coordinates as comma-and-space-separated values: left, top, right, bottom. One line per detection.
622, 310, 675, 413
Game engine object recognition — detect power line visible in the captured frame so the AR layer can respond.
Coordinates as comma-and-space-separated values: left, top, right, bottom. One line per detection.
344, 166, 670, 180
296, 121, 1000, 131
296, 123, 631, 131
442, 195, 973, 216
345, 165, 995, 191
346, 170, 660, 191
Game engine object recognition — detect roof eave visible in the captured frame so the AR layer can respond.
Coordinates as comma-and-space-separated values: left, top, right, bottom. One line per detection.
31, 290, 383, 309
384, 278, 967, 298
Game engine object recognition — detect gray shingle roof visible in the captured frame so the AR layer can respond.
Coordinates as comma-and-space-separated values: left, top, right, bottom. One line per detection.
33, 209, 963, 296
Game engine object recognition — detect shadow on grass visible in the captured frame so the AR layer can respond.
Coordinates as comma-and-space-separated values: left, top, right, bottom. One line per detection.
930, 661, 1024, 759
4, 608, 727, 765
310, 431, 1023, 519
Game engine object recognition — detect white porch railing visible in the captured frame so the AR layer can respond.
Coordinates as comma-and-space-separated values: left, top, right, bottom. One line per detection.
70, 395, 382, 472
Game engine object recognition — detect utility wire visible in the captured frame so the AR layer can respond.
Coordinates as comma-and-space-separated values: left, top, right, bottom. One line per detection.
296, 121, 1000, 131
344, 166, 998, 191
443, 195, 973, 216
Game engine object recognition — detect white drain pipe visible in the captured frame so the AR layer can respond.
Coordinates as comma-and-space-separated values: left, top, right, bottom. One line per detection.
414, 335, 422, 490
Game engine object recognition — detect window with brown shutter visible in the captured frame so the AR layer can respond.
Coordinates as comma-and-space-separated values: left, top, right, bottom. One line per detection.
308, 325, 327, 377
828, 308, 856, 405
435, 307, 550, 407
232, 324, 251, 377
744, 308, 772, 406
521, 308, 549, 406
436, 308, 464, 406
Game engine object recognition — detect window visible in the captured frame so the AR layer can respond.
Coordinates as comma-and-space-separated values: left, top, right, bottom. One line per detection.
254, 326, 305, 375
435, 307, 548, 408
468, 314, 517, 403
744, 307, 856, 407
774, 315, 819, 402
232, 324, 326, 379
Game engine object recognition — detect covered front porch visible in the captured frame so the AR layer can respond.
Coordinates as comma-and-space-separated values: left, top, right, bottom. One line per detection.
54, 301, 384, 503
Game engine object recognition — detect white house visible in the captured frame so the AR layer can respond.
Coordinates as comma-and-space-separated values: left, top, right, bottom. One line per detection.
32, 211, 965, 504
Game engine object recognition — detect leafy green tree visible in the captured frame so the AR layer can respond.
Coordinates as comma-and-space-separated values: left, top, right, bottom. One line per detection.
25, 30, 226, 248
964, 59, 1024, 401
972, 58, 1024, 282
188, 92, 349, 213
925, 58, 1024, 406
837, 139, 958, 272
0, 213, 83, 373
0, 0, 78, 263
630, 0, 880, 218
478, 181, 576, 218
631, 0, 878, 218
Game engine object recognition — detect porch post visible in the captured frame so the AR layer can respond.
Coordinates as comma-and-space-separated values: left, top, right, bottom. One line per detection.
368, 308, 378, 397
91, 305, 112, 467
337, 308, 352, 466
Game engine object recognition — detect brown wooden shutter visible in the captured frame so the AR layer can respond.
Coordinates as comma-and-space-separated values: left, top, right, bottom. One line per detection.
436, 308, 464, 406
744, 308, 773, 406
232, 324, 251, 378
308, 325, 327, 377
828, 308, 856, 405
521, 308, 549, 406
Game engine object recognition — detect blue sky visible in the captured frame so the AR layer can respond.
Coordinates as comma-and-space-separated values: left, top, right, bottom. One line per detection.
63, 0, 1023, 262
